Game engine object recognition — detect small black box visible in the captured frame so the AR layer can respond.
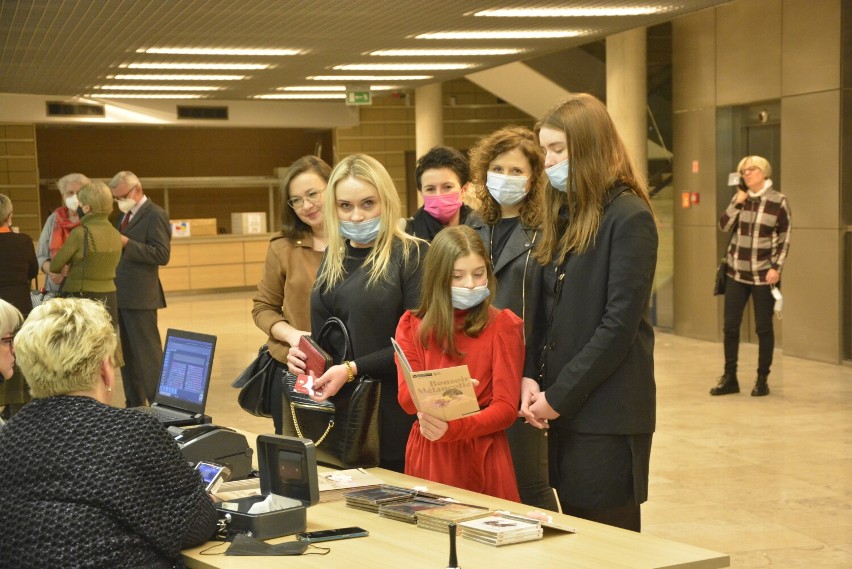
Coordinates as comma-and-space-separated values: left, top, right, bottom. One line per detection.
216, 435, 319, 539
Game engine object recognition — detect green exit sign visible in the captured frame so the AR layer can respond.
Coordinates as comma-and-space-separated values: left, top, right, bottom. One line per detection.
346, 90, 372, 105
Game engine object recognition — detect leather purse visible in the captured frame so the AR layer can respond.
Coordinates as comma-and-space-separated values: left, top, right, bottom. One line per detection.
714, 259, 727, 296
299, 335, 332, 377
233, 345, 281, 418
280, 317, 381, 468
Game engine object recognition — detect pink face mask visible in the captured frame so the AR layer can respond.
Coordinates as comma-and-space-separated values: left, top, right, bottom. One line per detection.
423, 192, 463, 224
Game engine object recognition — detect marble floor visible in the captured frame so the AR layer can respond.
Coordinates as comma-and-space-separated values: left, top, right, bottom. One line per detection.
123, 290, 851, 568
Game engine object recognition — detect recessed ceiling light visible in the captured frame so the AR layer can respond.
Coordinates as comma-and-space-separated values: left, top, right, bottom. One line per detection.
474, 7, 665, 17
370, 48, 524, 56
416, 30, 583, 40
84, 93, 208, 99
333, 63, 475, 71
254, 93, 346, 100
308, 75, 433, 81
93, 85, 223, 91
280, 85, 399, 92
110, 74, 246, 81
138, 47, 302, 56
121, 63, 271, 70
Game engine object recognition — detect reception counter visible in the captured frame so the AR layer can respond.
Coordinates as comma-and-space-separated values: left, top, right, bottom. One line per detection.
161, 233, 273, 293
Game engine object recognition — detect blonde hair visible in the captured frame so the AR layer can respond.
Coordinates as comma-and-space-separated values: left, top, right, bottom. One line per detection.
0, 193, 11, 224
317, 154, 422, 289
415, 226, 495, 357
469, 125, 546, 227
78, 181, 113, 214
737, 155, 772, 178
15, 298, 116, 398
0, 298, 23, 337
534, 93, 652, 264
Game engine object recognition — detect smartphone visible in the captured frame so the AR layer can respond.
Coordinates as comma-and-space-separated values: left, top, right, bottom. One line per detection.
295, 526, 369, 543
195, 461, 231, 494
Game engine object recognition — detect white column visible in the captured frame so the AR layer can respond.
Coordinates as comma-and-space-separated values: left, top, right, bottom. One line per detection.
415, 83, 443, 159
606, 28, 648, 179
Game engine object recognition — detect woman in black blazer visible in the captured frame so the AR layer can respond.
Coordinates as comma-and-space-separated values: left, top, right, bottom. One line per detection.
523, 94, 658, 532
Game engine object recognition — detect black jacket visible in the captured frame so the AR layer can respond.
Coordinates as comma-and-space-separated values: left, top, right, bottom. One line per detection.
530, 187, 657, 434
405, 204, 483, 242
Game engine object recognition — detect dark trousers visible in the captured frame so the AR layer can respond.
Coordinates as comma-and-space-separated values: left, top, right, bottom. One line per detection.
723, 278, 775, 377
506, 418, 558, 511
118, 308, 163, 407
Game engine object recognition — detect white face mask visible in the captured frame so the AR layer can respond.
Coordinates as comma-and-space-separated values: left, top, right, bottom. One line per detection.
451, 284, 490, 310
64, 195, 79, 211
486, 171, 528, 206
545, 159, 570, 192
116, 197, 136, 214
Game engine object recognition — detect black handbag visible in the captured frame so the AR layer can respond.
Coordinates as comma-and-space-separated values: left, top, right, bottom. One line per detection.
714, 259, 727, 296
233, 345, 280, 418
280, 317, 381, 468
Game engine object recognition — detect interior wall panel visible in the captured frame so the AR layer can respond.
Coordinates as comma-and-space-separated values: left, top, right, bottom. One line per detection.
781, 0, 841, 96
672, 10, 716, 112
673, 224, 720, 341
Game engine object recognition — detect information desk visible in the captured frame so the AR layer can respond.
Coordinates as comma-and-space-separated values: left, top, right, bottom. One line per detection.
183, 467, 729, 569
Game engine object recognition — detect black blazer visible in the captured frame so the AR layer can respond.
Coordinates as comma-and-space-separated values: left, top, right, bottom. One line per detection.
114, 199, 171, 310
533, 187, 657, 435
478, 221, 543, 348
0, 232, 38, 316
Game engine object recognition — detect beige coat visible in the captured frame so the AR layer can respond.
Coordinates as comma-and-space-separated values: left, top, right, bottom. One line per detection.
252, 234, 324, 363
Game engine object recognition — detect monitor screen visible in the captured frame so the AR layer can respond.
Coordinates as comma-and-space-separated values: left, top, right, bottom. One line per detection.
157, 330, 216, 409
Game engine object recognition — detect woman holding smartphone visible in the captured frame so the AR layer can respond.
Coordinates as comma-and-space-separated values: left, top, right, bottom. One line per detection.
287, 154, 427, 473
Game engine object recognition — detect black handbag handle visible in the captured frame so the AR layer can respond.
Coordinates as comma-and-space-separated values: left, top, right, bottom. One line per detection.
313, 317, 353, 364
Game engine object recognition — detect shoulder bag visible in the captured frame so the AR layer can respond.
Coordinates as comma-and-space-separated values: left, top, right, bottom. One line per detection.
714, 223, 737, 296
233, 344, 280, 418
281, 317, 381, 468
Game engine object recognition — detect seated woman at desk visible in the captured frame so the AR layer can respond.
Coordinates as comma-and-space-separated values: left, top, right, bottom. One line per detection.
0, 298, 217, 568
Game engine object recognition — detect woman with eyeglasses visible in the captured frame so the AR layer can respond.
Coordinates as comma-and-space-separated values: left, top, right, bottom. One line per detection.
287, 154, 428, 473
252, 155, 331, 432
0, 299, 24, 427
524, 94, 657, 532
711, 156, 791, 397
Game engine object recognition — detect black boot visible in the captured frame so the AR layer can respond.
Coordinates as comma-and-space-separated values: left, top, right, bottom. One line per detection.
751, 374, 769, 396
710, 374, 739, 396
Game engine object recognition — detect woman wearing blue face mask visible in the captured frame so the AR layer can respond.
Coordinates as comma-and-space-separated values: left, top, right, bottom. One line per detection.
467, 126, 557, 511
395, 225, 524, 500
524, 94, 658, 532
286, 154, 427, 473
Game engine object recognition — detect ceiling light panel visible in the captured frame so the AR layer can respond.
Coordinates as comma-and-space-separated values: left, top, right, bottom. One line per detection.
308, 75, 432, 81
84, 94, 209, 99
416, 30, 584, 40
333, 63, 474, 71
255, 93, 345, 100
121, 63, 271, 70
474, 7, 667, 17
280, 85, 398, 91
370, 49, 524, 56
110, 74, 247, 81
139, 47, 302, 56
94, 85, 223, 91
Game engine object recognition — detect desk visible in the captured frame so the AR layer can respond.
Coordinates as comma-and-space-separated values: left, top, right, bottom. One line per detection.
183, 468, 728, 569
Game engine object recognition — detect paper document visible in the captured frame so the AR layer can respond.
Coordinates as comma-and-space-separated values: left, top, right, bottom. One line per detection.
391, 337, 480, 421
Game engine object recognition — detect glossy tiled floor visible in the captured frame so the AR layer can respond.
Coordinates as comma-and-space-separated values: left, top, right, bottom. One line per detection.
122, 291, 851, 568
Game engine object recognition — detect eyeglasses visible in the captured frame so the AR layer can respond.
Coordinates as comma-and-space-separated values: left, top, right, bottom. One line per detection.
0, 335, 13, 348
113, 184, 137, 201
741, 166, 760, 175
287, 188, 325, 210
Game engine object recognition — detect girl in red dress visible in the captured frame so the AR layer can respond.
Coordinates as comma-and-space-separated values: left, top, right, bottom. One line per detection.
395, 225, 524, 501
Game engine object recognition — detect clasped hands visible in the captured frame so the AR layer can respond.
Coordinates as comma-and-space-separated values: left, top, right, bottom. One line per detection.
519, 377, 559, 429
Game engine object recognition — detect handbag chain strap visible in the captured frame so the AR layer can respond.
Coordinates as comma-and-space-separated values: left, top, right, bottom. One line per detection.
289, 402, 335, 446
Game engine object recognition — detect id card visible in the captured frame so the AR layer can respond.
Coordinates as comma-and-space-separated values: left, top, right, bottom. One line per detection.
294, 374, 316, 396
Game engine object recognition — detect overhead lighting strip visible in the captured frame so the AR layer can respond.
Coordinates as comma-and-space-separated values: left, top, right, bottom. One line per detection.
474, 7, 666, 17
333, 63, 475, 71
94, 85, 223, 91
416, 30, 583, 40
84, 94, 209, 99
110, 74, 247, 81
370, 48, 524, 56
138, 47, 302, 56
308, 75, 432, 81
254, 93, 346, 100
120, 63, 271, 70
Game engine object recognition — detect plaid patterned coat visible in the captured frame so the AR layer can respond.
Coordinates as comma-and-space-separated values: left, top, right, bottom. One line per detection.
719, 181, 791, 285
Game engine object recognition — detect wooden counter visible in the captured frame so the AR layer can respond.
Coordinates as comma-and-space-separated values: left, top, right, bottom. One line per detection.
162, 233, 273, 293
182, 467, 729, 569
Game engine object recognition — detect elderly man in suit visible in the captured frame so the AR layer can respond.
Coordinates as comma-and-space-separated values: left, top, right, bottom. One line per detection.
109, 171, 171, 407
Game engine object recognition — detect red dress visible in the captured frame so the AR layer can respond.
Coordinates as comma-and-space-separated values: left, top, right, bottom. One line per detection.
395, 307, 524, 502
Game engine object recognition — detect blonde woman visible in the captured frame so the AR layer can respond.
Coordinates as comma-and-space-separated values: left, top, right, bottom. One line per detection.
0, 298, 216, 566
287, 154, 427, 473
0, 299, 24, 425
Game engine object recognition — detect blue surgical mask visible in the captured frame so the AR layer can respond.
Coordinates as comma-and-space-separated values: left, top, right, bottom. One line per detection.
451, 284, 490, 310
545, 159, 570, 193
339, 216, 381, 244
486, 171, 528, 206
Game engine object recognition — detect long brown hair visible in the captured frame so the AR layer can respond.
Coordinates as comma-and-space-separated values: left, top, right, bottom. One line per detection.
279, 155, 332, 239
534, 93, 652, 264
468, 125, 545, 228
414, 225, 495, 357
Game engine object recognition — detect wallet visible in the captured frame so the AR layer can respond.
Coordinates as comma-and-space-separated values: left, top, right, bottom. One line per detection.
299, 335, 332, 377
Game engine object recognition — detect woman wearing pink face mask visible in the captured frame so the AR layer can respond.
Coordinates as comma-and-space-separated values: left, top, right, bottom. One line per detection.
404, 146, 483, 242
